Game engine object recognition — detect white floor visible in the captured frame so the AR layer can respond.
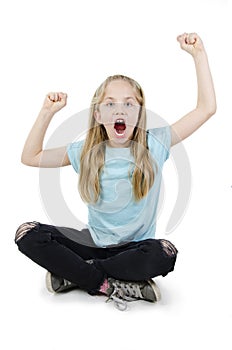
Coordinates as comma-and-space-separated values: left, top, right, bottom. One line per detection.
3, 211, 232, 350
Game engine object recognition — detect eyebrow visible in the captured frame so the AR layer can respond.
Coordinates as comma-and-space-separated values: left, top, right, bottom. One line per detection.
103, 96, 137, 101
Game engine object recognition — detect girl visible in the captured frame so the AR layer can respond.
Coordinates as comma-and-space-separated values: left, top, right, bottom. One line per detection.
15, 33, 216, 311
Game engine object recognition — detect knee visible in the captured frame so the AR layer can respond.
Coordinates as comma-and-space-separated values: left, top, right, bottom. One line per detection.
15, 221, 39, 244
159, 239, 178, 259
157, 239, 178, 277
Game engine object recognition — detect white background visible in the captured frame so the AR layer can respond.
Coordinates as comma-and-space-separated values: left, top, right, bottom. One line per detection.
1, 0, 232, 349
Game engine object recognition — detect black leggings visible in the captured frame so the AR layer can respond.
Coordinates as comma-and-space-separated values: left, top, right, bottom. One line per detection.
15, 222, 178, 295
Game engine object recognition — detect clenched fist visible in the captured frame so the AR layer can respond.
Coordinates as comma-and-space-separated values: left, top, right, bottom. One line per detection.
177, 33, 205, 57
42, 92, 68, 113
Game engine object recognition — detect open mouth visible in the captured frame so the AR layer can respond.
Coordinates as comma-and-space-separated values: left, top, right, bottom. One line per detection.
114, 118, 126, 136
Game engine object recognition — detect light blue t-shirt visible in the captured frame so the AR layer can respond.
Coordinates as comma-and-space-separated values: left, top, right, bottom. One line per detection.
67, 127, 171, 247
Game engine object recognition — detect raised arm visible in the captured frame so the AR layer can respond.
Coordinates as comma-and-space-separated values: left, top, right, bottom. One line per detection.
21, 92, 70, 168
171, 33, 217, 146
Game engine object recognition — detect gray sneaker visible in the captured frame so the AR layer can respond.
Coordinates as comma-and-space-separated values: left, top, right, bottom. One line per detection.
45, 271, 78, 293
106, 278, 161, 311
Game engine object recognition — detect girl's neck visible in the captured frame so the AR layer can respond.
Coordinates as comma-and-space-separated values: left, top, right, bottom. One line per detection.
107, 140, 132, 148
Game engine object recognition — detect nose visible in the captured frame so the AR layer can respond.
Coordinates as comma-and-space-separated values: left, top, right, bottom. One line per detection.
114, 102, 125, 115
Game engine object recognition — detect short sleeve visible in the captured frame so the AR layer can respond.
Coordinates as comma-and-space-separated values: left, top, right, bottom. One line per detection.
147, 126, 171, 167
66, 140, 84, 173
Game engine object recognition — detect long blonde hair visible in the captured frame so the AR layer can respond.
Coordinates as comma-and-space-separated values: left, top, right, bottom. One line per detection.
78, 75, 155, 203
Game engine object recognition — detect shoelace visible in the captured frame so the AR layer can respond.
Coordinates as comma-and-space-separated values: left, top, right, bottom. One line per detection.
107, 286, 127, 311
106, 281, 144, 311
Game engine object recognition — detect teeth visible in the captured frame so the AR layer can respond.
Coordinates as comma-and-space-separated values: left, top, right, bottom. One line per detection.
115, 119, 125, 124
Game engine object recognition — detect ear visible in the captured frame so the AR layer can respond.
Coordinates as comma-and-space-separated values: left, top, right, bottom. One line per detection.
94, 110, 101, 123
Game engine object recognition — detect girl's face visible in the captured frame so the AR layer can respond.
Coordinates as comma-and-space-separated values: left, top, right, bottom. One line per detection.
95, 80, 141, 147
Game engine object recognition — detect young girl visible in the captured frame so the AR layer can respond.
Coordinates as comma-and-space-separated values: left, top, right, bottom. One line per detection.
15, 33, 216, 311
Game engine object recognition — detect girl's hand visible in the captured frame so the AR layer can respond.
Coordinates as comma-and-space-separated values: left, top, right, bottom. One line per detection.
177, 33, 205, 57
42, 92, 68, 113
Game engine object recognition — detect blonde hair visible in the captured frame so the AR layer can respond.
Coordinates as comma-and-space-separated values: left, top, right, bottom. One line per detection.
78, 74, 155, 203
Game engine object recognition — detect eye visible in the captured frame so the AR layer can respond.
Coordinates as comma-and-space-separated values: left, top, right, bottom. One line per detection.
106, 102, 114, 107
125, 102, 133, 107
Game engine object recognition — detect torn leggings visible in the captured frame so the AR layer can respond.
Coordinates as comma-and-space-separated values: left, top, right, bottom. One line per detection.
15, 222, 178, 295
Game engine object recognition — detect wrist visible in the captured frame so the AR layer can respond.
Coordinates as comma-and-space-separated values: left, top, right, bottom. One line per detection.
192, 49, 208, 62
39, 107, 56, 119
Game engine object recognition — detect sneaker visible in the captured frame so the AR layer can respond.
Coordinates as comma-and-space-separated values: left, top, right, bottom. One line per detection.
45, 271, 78, 293
106, 278, 161, 311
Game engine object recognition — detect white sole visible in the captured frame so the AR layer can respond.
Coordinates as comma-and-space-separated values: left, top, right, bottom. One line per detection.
148, 279, 161, 302
45, 271, 55, 293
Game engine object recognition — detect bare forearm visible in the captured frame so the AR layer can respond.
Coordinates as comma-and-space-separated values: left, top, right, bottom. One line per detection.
171, 33, 217, 146
193, 50, 216, 115
21, 92, 67, 165
21, 108, 55, 164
